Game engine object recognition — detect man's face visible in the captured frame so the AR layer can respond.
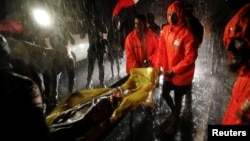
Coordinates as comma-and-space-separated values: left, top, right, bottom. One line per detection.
167, 12, 178, 25
227, 38, 249, 72
134, 18, 146, 35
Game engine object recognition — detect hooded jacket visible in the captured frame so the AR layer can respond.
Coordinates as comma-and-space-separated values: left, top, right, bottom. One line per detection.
125, 27, 159, 74
223, 3, 250, 49
157, 0, 197, 86
222, 3, 250, 125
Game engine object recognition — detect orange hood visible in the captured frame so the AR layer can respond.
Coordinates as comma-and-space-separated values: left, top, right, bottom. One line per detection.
223, 3, 250, 48
167, 0, 186, 26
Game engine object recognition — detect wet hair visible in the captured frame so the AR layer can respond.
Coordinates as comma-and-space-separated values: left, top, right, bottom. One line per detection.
135, 14, 147, 24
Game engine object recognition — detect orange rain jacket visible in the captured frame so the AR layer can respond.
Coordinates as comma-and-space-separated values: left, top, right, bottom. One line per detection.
157, 0, 198, 86
125, 27, 159, 74
222, 3, 250, 125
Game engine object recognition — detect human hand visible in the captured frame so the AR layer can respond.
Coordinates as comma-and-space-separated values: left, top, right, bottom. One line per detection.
165, 70, 174, 78
241, 99, 250, 112
143, 59, 152, 67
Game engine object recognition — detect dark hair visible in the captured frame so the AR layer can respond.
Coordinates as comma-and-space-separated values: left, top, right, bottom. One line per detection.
135, 14, 147, 23
147, 13, 155, 20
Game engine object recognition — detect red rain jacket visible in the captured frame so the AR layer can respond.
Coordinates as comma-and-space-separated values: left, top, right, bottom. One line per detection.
157, 1, 197, 86
222, 67, 250, 124
223, 3, 250, 49
125, 28, 159, 74
222, 3, 250, 125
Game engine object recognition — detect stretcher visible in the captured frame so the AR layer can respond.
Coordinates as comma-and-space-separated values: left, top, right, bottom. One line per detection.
46, 68, 159, 141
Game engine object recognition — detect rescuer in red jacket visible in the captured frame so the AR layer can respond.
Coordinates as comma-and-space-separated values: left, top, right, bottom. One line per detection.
221, 3, 250, 125
157, 0, 198, 134
124, 14, 159, 74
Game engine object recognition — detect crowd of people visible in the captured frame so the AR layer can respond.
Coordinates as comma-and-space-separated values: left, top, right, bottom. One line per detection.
0, 0, 249, 139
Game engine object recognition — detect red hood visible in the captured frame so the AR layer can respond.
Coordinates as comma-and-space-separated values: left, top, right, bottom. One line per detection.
167, 0, 185, 26
223, 3, 250, 48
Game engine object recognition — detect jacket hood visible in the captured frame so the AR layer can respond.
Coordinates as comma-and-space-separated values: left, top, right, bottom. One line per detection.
223, 3, 250, 48
167, 0, 185, 26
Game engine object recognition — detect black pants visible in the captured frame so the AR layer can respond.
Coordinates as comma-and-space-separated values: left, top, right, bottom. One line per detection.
162, 80, 192, 118
43, 55, 75, 114
87, 44, 105, 82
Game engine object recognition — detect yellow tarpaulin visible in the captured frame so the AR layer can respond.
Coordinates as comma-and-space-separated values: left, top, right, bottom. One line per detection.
46, 67, 159, 127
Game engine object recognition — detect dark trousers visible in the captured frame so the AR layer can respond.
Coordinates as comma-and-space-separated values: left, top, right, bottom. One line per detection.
162, 80, 192, 119
87, 44, 105, 82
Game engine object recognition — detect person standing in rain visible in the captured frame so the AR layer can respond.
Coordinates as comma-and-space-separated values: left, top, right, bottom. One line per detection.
0, 34, 53, 141
157, 0, 198, 134
184, 3, 204, 48
46, 33, 75, 106
147, 12, 161, 36
124, 14, 159, 74
85, 14, 108, 89
107, 18, 122, 78
221, 3, 250, 125
182, 3, 204, 120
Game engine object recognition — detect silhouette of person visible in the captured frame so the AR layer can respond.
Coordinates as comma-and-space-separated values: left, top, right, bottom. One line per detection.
147, 12, 161, 36
107, 18, 121, 78
184, 4, 204, 47
157, 0, 198, 134
0, 34, 53, 141
221, 3, 250, 125
182, 3, 204, 121
46, 33, 75, 108
85, 14, 108, 89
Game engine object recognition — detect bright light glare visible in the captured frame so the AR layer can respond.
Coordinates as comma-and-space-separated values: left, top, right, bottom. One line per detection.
33, 9, 51, 27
